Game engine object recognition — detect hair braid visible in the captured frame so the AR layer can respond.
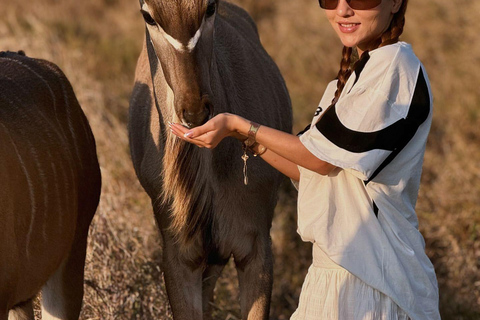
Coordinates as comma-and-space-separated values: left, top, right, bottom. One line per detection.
380, 0, 408, 48
332, 46, 353, 104
331, 0, 409, 104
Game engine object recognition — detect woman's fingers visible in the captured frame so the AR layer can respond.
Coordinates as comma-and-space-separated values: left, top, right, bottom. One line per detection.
168, 113, 232, 149
169, 123, 194, 140
182, 121, 212, 139
169, 123, 204, 145
168, 122, 214, 148
168, 122, 205, 141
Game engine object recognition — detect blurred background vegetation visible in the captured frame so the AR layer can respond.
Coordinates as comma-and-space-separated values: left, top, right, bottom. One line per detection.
1, 0, 479, 318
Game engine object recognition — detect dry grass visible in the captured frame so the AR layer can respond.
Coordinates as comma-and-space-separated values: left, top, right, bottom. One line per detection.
1, 0, 479, 319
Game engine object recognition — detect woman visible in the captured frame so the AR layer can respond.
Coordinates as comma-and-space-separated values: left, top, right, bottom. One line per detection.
170, 0, 440, 318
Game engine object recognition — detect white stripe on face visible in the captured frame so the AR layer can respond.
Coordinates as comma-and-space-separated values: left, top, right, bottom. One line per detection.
187, 23, 202, 52
163, 31, 186, 52
142, 3, 204, 53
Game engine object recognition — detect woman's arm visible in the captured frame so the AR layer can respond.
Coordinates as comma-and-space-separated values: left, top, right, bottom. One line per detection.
169, 113, 336, 178
170, 118, 302, 180
249, 146, 302, 181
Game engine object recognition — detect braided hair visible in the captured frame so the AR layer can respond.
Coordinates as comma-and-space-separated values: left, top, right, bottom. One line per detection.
331, 0, 409, 105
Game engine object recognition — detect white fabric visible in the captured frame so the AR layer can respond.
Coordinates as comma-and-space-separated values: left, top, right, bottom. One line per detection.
291, 245, 410, 320
294, 42, 440, 319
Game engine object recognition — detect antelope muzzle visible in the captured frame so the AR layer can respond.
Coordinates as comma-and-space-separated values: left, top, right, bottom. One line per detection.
179, 94, 212, 128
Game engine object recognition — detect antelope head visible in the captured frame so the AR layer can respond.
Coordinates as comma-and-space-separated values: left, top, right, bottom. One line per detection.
140, 0, 217, 128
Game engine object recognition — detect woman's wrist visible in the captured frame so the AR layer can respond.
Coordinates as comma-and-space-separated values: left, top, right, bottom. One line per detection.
226, 114, 251, 139
224, 115, 266, 157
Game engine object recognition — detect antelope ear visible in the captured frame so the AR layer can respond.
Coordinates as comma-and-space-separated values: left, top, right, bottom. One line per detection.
391, 0, 403, 14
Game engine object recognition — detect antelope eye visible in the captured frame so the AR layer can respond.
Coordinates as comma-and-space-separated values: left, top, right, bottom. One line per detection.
206, 1, 216, 18
141, 10, 156, 26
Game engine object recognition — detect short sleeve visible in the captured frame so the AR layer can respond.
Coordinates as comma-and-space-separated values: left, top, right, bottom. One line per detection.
300, 57, 430, 182
300, 87, 402, 181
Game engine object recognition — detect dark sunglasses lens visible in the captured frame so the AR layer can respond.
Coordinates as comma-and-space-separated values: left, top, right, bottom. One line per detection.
319, 0, 338, 9
319, 0, 382, 10
349, 0, 382, 9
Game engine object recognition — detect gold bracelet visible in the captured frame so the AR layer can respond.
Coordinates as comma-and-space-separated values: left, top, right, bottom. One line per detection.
253, 144, 267, 157
244, 121, 260, 147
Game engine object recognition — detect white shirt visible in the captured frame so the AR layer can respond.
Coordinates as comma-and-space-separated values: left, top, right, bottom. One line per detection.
296, 42, 440, 319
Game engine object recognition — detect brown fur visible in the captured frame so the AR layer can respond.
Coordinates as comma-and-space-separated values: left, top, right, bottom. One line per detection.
0, 52, 101, 320
129, 1, 292, 319
146, 0, 205, 40
162, 135, 214, 247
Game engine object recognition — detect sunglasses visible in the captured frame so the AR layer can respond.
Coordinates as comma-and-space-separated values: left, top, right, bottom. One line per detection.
318, 0, 382, 10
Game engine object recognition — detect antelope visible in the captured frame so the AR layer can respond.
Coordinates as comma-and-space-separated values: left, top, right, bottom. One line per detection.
0, 51, 101, 320
128, 0, 292, 319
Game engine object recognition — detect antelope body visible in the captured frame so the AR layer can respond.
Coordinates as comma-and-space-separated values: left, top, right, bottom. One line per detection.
129, 1, 292, 319
0, 51, 101, 320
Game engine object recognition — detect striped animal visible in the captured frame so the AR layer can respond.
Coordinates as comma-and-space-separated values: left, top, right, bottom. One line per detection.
0, 51, 101, 320
129, 0, 292, 319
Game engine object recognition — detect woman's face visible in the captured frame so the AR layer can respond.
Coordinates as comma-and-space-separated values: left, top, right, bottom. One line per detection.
325, 0, 402, 55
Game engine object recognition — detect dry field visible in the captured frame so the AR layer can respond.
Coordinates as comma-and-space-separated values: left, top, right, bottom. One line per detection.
1, 0, 479, 319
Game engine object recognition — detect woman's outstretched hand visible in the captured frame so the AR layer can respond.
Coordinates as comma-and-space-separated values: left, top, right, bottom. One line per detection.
169, 113, 247, 148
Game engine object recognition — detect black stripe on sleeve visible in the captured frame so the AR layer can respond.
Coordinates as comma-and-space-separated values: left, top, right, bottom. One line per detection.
365, 68, 430, 183
297, 124, 311, 136
315, 106, 406, 153
315, 68, 430, 157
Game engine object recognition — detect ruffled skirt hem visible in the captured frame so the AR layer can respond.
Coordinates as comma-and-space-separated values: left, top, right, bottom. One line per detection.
290, 245, 410, 320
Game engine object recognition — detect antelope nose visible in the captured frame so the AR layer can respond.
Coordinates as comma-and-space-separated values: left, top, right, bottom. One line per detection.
183, 106, 210, 128
182, 95, 212, 127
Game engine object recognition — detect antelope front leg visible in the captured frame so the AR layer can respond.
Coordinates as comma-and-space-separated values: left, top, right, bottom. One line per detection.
202, 262, 228, 320
162, 239, 204, 320
235, 236, 273, 320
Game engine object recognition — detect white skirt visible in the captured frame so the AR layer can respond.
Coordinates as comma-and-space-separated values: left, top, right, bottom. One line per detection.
290, 245, 410, 320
